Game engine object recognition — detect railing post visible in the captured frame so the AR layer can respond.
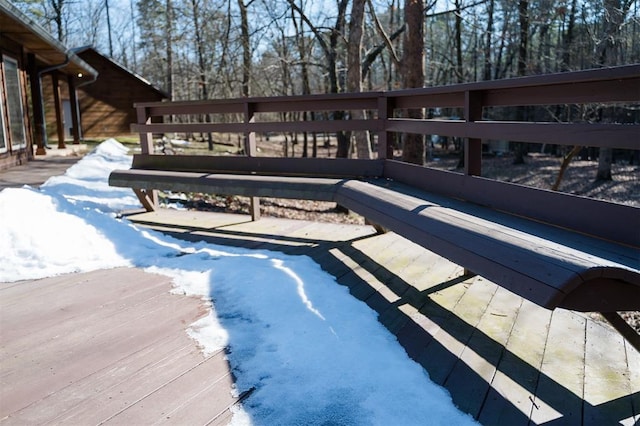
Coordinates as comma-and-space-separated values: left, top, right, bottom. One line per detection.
137, 106, 154, 154
136, 105, 157, 210
463, 90, 483, 277
244, 101, 260, 220
377, 95, 394, 160
464, 91, 483, 176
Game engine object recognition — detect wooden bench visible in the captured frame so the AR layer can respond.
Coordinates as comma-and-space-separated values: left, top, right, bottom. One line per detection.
109, 154, 640, 351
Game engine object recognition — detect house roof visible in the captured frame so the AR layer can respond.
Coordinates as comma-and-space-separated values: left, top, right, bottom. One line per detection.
0, 0, 97, 80
72, 46, 169, 98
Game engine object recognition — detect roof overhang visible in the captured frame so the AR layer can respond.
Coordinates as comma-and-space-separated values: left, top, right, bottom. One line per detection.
0, 0, 98, 80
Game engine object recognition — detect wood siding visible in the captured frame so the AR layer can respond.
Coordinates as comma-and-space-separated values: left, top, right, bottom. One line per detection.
77, 49, 165, 138
42, 50, 166, 140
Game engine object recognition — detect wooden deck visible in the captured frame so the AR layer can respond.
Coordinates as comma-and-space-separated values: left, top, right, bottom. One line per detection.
0, 267, 237, 425
1, 208, 639, 425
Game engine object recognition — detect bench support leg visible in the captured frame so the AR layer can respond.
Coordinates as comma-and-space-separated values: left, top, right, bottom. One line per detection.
133, 188, 158, 212
463, 268, 477, 277
365, 218, 388, 234
249, 196, 261, 221
601, 311, 640, 352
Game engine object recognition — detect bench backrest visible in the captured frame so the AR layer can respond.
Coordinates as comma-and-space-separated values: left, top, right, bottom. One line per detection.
128, 65, 640, 248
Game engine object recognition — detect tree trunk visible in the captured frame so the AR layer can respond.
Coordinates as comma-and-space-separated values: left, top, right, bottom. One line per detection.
454, 0, 463, 83
347, 0, 371, 159
288, 0, 349, 157
293, 4, 312, 157
400, 0, 425, 165
190, 0, 214, 150
165, 0, 173, 101
561, 0, 577, 71
238, 0, 251, 97
513, 0, 528, 165
595, 0, 631, 181
483, 0, 494, 81
51, 0, 65, 42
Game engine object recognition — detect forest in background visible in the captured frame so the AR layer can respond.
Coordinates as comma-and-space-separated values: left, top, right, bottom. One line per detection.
13, 0, 639, 100
12, 0, 640, 171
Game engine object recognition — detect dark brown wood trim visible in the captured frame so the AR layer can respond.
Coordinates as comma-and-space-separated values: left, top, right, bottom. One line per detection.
131, 154, 385, 178
382, 159, 640, 248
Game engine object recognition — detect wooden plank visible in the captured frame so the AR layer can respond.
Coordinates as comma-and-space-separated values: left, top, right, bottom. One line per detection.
444, 286, 522, 418
385, 120, 639, 149
478, 299, 553, 424
416, 276, 498, 386
131, 118, 378, 135
7, 337, 201, 423
131, 155, 384, 178
1, 290, 203, 415
99, 350, 235, 425
109, 170, 342, 202
382, 160, 640, 248
531, 309, 586, 425
0, 268, 234, 425
626, 341, 640, 425
583, 319, 635, 426
359, 236, 434, 334
124, 209, 252, 233
336, 179, 640, 311
0, 273, 172, 351
336, 182, 574, 308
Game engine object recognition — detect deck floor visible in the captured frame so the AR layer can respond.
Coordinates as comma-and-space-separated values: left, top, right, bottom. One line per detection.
1, 208, 638, 425
0, 267, 237, 425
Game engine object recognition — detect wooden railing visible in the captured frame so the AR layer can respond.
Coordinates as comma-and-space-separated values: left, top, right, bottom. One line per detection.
133, 64, 639, 173
130, 65, 640, 246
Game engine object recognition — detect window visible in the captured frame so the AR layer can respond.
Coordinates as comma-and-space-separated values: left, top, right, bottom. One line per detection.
2, 56, 26, 151
0, 73, 7, 153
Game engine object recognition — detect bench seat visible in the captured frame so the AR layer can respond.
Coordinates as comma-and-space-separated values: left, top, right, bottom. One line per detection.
109, 169, 345, 202
335, 178, 640, 312
109, 168, 640, 314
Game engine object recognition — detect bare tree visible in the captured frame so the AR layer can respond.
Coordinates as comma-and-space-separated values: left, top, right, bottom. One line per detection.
238, 0, 253, 97
512, 0, 529, 165
595, 0, 633, 181
287, 0, 351, 157
347, 0, 372, 159
400, 0, 425, 165
483, 0, 495, 80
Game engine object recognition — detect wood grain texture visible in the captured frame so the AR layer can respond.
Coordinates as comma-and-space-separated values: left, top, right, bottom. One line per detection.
0, 268, 237, 424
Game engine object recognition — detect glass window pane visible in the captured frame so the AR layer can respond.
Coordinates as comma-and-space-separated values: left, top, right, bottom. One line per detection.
3, 56, 26, 150
0, 79, 6, 152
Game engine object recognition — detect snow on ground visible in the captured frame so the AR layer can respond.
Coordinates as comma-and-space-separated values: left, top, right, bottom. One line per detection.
0, 139, 478, 425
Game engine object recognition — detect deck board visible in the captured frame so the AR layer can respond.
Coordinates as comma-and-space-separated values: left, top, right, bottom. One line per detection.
1, 209, 637, 425
479, 299, 552, 424
0, 267, 237, 425
583, 320, 633, 425
532, 309, 587, 425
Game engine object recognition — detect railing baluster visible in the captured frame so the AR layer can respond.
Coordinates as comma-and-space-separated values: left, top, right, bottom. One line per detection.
244, 101, 260, 220
136, 105, 154, 155
464, 90, 483, 176
377, 96, 393, 160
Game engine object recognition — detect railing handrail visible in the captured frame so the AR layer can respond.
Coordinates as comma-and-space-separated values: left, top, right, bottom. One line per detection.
133, 64, 640, 170
134, 64, 640, 110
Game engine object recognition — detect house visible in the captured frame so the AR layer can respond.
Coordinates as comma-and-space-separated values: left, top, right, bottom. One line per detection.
43, 46, 168, 141
0, 0, 98, 170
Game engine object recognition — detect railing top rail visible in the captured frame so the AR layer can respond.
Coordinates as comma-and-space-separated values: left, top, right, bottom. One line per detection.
134, 64, 640, 112
134, 91, 384, 109
388, 64, 640, 97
